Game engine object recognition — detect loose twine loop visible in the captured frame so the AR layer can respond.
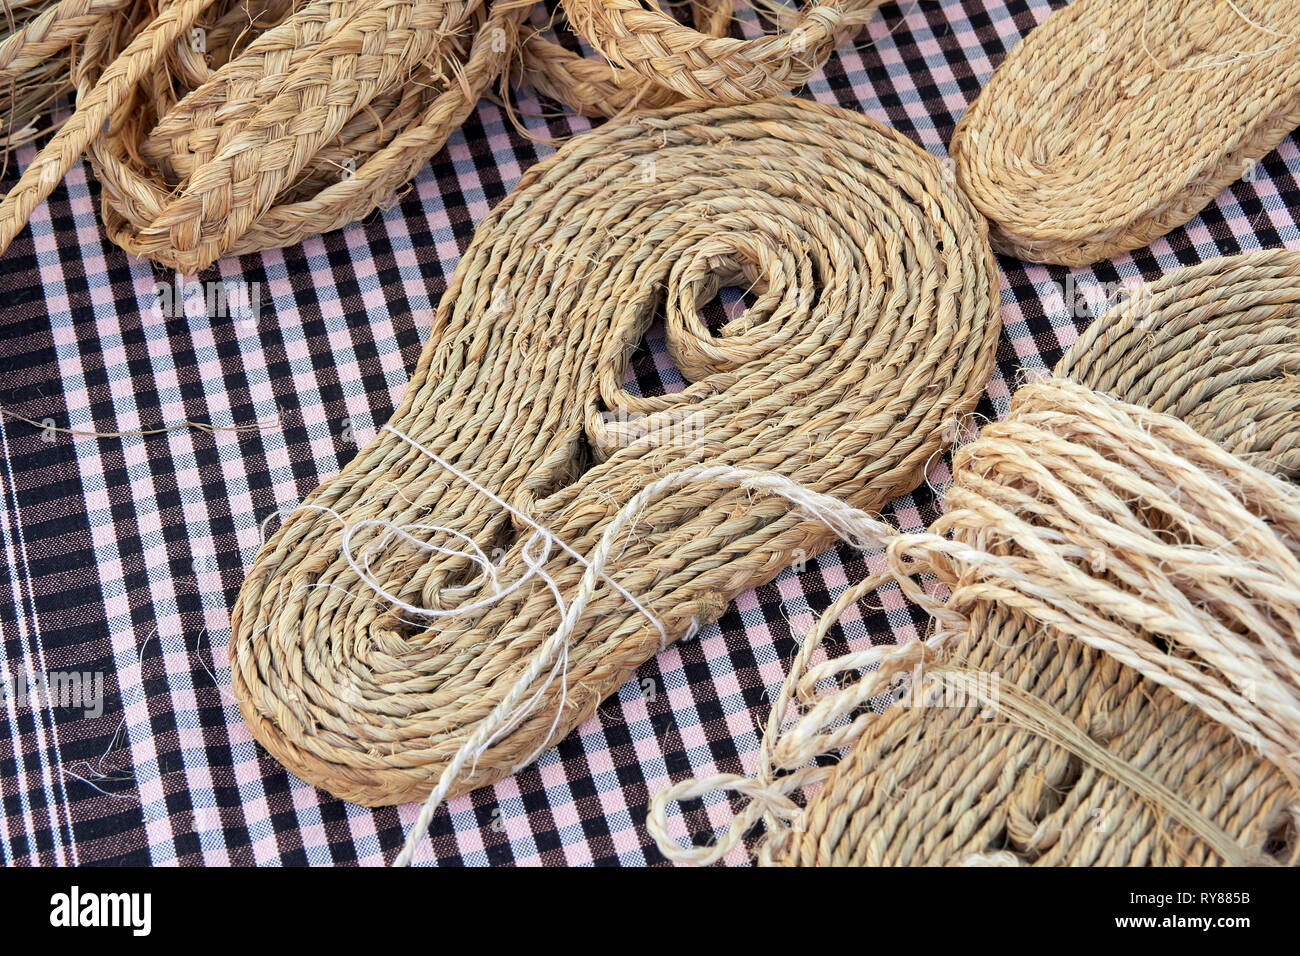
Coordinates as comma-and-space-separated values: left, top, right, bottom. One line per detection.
0, 0, 891, 269
223, 97, 1000, 863
950, 0, 1300, 265
649, 250, 1300, 867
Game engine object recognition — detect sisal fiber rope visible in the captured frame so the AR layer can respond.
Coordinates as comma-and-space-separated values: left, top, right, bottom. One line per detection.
226, 97, 1001, 856
0, 0, 529, 272
647, 248, 1300, 866
950, 0, 1300, 266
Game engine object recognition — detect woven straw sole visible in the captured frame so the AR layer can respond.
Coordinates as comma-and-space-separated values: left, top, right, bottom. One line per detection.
951, 0, 1300, 266
229, 97, 1001, 806
773, 249, 1300, 866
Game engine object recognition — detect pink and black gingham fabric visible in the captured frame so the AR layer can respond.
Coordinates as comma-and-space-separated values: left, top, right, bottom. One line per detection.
0, 0, 1297, 866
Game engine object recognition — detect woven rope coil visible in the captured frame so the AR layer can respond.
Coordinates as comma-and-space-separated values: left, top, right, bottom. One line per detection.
951, 0, 1300, 265
527, 0, 885, 114
228, 97, 1001, 812
648, 248, 1300, 867
0, 0, 528, 272
1057, 249, 1300, 477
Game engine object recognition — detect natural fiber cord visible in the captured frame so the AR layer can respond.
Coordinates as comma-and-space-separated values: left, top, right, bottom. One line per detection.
951, 0, 1300, 265
0, 0, 528, 272
228, 97, 1001, 814
648, 248, 1300, 867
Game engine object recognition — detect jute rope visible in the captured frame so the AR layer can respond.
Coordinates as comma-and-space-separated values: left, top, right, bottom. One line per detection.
951, 0, 1300, 265
0, 0, 528, 272
647, 248, 1300, 866
227, 98, 1000, 862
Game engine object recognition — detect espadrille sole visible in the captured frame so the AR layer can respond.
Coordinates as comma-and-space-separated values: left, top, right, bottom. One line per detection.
951, 0, 1300, 266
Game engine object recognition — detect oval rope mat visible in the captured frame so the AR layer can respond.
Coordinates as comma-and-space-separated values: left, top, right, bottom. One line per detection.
228, 97, 1001, 808
951, 0, 1300, 265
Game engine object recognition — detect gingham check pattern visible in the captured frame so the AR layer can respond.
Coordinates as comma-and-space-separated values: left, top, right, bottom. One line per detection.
0, 0, 1296, 866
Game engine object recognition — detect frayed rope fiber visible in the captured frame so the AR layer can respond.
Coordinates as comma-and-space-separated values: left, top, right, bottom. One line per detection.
226, 97, 1001, 857
647, 252, 1300, 866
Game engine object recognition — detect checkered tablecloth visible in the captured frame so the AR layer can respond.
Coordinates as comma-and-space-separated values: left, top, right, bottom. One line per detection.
0, 0, 1296, 866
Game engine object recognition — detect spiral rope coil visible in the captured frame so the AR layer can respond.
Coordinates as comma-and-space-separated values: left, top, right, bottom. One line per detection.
228, 97, 1001, 816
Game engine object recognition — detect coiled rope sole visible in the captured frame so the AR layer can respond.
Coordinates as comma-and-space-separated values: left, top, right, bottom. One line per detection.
229, 96, 1001, 809
1056, 248, 1300, 477
645, 250, 1300, 867
951, 0, 1300, 265
774, 378, 1300, 866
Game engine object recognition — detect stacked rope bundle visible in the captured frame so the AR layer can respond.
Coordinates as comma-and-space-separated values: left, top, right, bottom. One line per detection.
524, 0, 887, 117
227, 98, 1001, 858
0, 0, 894, 267
0, 0, 528, 272
648, 248, 1300, 867
951, 0, 1300, 265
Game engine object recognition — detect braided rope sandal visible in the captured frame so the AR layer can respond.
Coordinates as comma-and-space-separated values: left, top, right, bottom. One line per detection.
951, 0, 1300, 265
228, 97, 1001, 808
